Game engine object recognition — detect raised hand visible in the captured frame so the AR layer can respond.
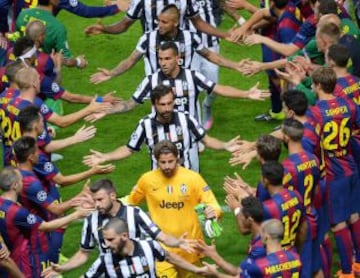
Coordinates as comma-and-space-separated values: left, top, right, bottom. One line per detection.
87, 97, 113, 114
84, 112, 108, 123
83, 149, 106, 166
90, 68, 113, 84
103, 91, 122, 103
247, 82, 271, 101
224, 135, 242, 153
244, 33, 264, 46
85, 21, 105, 35
91, 163, 116, 174
73, 125, 97, 143
229, 150, 257, 169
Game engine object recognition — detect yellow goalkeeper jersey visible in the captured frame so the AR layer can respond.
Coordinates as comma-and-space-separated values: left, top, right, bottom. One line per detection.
128, 166, 221, 262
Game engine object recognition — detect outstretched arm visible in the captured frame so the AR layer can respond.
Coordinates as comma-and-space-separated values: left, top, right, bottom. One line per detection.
90, 50, 143, 84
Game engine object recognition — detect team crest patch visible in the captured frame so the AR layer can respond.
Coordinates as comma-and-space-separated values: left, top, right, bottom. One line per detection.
131, 132, 138, 140
176, 126, 182, 136
51, 82, 60, 93
27, 214, 36, 224
40, 104, 49, 114
39, 130, 46, 139
180, 184, 187, 194
69, 0, 78, 7
44, 162, 54, 172
141, 256, 147, 266
37, 190, 47, 202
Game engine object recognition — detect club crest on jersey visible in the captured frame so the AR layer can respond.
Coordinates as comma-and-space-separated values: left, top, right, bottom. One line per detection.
44, 162, 54, 172
141, 256, 148, 266
40, 104, 49, 114
27, 214, 36, 224
51, 82, 60, 93
182, 81, 188, 90
176, 126, 183, 136
167, 185, 173, 194
69, 0, 78, 7
180, 184, 187, 194
131, 132, 138, 140
37, 190, 47, 202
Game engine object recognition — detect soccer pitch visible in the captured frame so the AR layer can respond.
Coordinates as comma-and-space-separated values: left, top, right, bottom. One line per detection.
50, 3, 337, 276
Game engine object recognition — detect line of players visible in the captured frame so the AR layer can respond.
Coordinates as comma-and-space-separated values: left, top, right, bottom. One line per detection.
0, 0, 360, 276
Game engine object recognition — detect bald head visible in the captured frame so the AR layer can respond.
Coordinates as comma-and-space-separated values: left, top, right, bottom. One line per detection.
261, 219, 284, 241
25, 20, 46, 46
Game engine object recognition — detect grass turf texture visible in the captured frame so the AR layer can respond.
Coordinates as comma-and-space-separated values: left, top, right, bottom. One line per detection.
21, 4, 340, 276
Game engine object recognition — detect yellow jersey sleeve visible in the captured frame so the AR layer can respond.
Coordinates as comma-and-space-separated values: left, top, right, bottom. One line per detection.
195, 175, 222, 218
127, 175, 147, 205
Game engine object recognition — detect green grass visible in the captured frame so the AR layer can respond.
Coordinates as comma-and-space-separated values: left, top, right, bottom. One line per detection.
28, 4, 340, 276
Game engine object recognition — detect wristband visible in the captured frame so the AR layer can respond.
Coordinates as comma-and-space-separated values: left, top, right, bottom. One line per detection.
234, 207, 241, 216
75, 57, 82, 67
96, 96, 104, 102
237, 17, 246, 26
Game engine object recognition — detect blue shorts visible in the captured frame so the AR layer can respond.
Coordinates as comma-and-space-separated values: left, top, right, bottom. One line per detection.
327, 175, 353, 225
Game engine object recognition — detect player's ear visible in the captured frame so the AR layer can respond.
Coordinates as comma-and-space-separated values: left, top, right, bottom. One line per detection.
110, 191, 116, 200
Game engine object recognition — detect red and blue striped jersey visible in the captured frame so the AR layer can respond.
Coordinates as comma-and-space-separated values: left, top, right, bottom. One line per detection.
307, 97, 360, 181
291, 14, 317, 49
240, 234, 266, 270
0, 197, 43, 276
262, 188, 305, 248
334, 74, 360, 163
282, 150, 320, 211
271, 2, 303, 45
36, 51, 57, 81
1, 95, 53, 165
241, 249, 302, 277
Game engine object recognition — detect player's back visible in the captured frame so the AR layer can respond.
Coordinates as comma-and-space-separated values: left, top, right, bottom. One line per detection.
282, 150, 320, 211
241, 249, 302, 277
262, 188, 304, 248
308, 97, 358, 180
0, 95, 28, 164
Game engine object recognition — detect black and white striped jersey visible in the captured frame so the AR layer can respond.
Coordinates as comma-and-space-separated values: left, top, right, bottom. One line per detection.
126, 0, 200, 32
127, 110, 206, 169
136, 29, 205, 72
86, 239, 166, 278
80, 203, 161, 254
132, 68, 216, 121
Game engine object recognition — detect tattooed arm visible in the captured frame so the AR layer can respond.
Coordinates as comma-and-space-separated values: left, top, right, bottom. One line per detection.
109, 98, 139, 114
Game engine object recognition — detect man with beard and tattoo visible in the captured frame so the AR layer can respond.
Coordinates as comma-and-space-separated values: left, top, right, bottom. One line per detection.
43, 178, 193, 277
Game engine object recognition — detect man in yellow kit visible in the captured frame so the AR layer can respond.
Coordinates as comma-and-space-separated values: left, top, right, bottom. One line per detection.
127, 140, 222, 278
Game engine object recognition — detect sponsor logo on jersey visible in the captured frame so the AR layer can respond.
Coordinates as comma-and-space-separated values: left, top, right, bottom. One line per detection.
159, 200, 184, 209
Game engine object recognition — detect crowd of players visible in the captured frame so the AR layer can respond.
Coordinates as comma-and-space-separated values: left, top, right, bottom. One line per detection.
1, 0, 360, 276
